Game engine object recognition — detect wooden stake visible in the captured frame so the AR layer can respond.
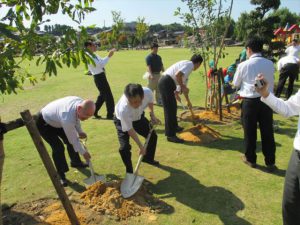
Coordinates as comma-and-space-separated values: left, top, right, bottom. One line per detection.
217, 69, 223, 121
20, 110, 80, 225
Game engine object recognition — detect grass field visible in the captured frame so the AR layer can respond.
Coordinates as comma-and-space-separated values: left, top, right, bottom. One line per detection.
0, 47, 296, 225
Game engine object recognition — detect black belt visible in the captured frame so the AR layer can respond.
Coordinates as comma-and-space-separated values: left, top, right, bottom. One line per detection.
241, 97, 261, 100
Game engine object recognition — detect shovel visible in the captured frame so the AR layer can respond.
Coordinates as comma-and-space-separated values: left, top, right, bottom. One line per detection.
188, 105, 197, 125
121, 126, 154, 198
80, 139, 106, 186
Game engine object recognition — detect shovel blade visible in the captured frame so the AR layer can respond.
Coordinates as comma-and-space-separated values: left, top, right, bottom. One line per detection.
83, 174, 106, 186
121, 173, 144, 198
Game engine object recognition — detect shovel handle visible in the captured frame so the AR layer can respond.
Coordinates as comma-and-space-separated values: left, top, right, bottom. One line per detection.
188, 106, 197, 125
88, 160, 97, 183
133, 127, 154, 174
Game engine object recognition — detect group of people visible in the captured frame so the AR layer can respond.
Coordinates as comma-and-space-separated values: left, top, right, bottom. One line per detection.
36, 36, 300, 225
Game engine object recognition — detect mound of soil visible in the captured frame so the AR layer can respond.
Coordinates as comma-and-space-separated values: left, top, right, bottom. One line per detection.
80, 180, 170, 220
180, 105, 240, 125
178, 124, 220, 143
3, 180, 171, 224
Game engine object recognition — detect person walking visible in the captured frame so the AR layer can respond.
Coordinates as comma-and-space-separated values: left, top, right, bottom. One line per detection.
85, 41, 116, 119
36, 96, 94, 186
233, 37, 276, 171
145, 42, 164, 105
158, 54, 203, 143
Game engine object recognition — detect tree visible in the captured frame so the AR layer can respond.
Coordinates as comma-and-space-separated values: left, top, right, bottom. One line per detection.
135, 17, 149, 47
269, 7, 300, 28
234, 12, 252, 42
0, 0, 96, 95
111, 11, 124, 49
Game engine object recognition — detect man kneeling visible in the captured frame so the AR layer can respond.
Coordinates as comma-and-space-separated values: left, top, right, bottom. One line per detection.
114, 84, 160, 173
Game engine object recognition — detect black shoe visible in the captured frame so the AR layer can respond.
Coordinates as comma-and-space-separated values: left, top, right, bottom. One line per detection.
241, 155, 256, 168
106, 115, 114, 120
70, 161, 89, 168
176, 126, 184, 133
167, 136, 185, 143
94, 114, 102, 119
266, 164, 277, 172
60, 178, 68, 187
142, 158, 160, 166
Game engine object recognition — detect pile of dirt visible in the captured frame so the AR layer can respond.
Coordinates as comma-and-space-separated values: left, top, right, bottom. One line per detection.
80, 180, 169, 220
178, 124, 220, 143
180, 106, 240, 125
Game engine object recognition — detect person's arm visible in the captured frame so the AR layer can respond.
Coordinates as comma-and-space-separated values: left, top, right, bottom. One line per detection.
232, 65, 242, 88
148, 102, 161, 125
127, 129, 146, 155
62, 122, 91, 161
147, 65, 153, 79
257, 75, 300, 117
96, 48, 116, 68
175, 71, 192, 107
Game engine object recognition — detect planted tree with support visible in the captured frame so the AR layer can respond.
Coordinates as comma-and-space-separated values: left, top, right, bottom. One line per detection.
175, 0, 234, 121
135, 17, 149, 49
0, 0, 97, 224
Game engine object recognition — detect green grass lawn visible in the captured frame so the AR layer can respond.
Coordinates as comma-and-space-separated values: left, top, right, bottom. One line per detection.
0, 47, 295, 225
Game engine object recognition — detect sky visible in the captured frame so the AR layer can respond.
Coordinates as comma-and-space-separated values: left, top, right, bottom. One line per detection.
2, 0, 300, 28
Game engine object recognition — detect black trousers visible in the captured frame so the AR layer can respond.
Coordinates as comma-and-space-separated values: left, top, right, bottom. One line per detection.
241, 98, 276, 165
275, 63, 299, 99
36, 114, 82, 178
158, 75, 178, 137
93, 73, 115, 117
114, 114, 157, 173
282, 150, 300, 225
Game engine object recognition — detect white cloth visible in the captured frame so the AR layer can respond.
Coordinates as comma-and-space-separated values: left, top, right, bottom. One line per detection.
87, 54, 110, 75
41, 96, 86, 154
115, 87, 154, 132
233, 53, 274, 98
285, 45, 300, 59
163, 60, 194, 86
261, 91, 300, 151
277, 55, 300, 71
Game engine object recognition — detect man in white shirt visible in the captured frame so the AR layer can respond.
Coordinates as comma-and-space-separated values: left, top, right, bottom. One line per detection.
256, 75, 300, 225
158, 54, 203, 143
275, 55, 300, 99
36, 96, 95, 186
233, 37, 276, 171
85, 41, 116, 120
114, 84, 161, 173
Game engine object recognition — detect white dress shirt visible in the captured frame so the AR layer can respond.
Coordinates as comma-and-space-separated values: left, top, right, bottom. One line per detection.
163, 60, 194, 86
277, 55, 300, 71
41, 96, 86, 154
87, 54, 110, 75
115, 87, 154, 132
261, 91, 300, 151
285, 45, 300, 59
233, 53, 274, 98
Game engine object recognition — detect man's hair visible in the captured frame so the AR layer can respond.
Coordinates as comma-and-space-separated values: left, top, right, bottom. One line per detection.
84, 41, 94, 48
292, 39, 298, 43
124, 83, 144, 99
245, 37, 264, 53
151, 42, 159, 49
190, 54, 203, 64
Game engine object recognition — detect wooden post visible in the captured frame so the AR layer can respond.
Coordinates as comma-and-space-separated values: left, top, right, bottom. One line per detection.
0, 138, 4, 225
20, 110, 80, 225
217, 69, 223, 121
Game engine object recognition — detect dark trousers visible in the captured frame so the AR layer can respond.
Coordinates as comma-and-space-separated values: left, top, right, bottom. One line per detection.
158, 75, 178, 137
36, 114, 82, 178
282, 150, 300, 225
93, 73, 115, 118
114, 114, 157, 173
241, 98, 276, 165
275, 63, 299, 99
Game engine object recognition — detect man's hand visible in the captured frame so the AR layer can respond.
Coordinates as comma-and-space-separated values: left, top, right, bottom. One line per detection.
83, 151, 91, 161
149, 74, 154, 80
174, 91, 181, 102
139, 146, 146, 156
108, 48, 116, 57
151, 115, 161, 125
255, 74, 270, 98
78, 132, 87, 139
181, 85, 189, 95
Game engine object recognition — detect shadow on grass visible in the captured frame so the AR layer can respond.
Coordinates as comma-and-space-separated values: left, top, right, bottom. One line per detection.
2, 208, 49, 225
150, 164, 252, 225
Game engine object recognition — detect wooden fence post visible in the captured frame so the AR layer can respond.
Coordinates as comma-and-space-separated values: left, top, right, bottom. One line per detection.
20, 110, 80, 225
